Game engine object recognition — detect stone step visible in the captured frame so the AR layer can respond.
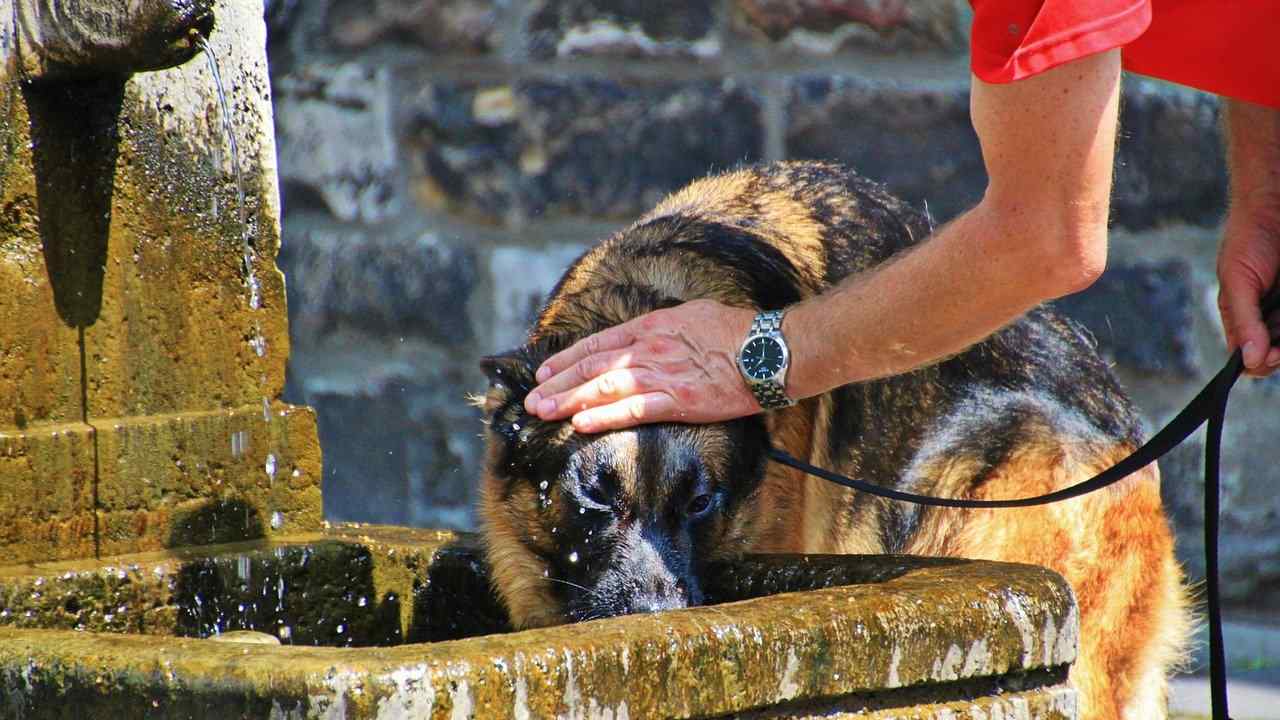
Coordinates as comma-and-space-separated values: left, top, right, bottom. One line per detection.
0, 401, 322, 564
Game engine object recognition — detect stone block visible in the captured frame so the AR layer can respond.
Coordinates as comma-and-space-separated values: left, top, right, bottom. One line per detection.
0, 402, 322, 565
266, 0, 500, 63
486, 241, 591, 351
274, 63, 400, 223
401, 76, 766, 224
280, 226, 478, 350
1112, 79, 1226, 229
1, 0, 292, 423
327, 0, 501, 54
526, 0, 719, 58
785, 76, 980, 224
1160, 399, 1280, 607
733, 0, 970, 54
297, 375, 482, 529
0, 423, 99, 563
93, 402, 323, 557
1051, 259, 1199, 379
0, 107, 82, 430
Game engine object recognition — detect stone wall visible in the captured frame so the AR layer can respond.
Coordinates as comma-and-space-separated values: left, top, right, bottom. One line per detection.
266, 1, 1277, 608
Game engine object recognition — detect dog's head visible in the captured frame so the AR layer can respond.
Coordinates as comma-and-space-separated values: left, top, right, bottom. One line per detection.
477, 346, 771, 628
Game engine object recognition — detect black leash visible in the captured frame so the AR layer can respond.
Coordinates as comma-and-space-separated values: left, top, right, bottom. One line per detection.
768, 292, 1280, 720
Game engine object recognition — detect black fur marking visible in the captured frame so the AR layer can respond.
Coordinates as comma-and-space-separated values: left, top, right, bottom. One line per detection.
623, 217, 805, 310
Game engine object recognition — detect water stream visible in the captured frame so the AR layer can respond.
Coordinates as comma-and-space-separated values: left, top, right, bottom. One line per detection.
197, 36, 261, 311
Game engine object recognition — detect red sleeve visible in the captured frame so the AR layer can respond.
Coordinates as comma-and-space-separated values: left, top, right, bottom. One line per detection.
1123, 2, 1280, 109
969, 0, 1152, 83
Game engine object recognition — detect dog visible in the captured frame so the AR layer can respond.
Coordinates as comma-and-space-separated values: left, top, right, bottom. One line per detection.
476, 161, 1189, 719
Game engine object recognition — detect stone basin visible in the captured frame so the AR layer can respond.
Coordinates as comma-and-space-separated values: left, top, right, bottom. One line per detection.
0, 525, 1078, 718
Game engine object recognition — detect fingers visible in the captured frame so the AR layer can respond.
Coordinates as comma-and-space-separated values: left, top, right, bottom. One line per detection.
528, 366, 653, 421
1219, 271, 1280, 376
535, 324, 636, 384
570, 392, 679, 434
524, 347, 646, 417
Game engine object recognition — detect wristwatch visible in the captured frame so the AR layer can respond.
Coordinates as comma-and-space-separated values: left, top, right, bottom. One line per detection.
738, 310, 796, 410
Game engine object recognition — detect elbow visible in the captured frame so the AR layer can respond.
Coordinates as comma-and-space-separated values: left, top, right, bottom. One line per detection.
980, 196, 1108, 298
1049, 221, 1111, 294
1043, 223, 1108, 297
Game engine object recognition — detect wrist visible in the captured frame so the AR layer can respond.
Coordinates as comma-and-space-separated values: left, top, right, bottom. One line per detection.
778, 298, 854, 400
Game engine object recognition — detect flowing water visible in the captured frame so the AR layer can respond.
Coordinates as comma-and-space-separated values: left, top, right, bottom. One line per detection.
198, 36, 261, 311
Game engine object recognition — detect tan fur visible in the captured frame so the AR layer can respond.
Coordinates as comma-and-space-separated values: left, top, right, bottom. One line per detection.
902, 446, 1190, 720
480, 162, 1189, 720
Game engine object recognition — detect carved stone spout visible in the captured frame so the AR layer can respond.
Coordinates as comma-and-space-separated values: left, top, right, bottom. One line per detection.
7, 0, 215, 82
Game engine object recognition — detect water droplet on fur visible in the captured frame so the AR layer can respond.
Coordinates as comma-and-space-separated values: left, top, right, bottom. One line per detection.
568, 552, 579, 563
538, 480, 549, 491
578, 507, 586, 514
512, 422, 521, 431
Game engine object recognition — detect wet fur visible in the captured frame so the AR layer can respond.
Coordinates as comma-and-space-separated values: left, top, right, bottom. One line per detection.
477, 161, 1189, 719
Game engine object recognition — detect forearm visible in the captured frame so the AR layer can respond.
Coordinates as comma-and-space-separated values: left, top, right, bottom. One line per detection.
1225, 100, 1280, 218
1217, 99, 1280, 373
787, 52, 1122, 397
785, 200, 1082, 396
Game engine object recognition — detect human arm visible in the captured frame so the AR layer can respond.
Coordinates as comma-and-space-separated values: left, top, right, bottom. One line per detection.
1217, 99, 1280, 376
525, 50, 1124, 432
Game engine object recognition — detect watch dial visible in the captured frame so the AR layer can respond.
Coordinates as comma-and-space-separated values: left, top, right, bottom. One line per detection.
742, 337, 784, 380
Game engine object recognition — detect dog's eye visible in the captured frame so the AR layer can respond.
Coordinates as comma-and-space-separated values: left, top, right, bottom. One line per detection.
581, 468, 619, 509
583, 483, 611, 508
687, 494, 713, 517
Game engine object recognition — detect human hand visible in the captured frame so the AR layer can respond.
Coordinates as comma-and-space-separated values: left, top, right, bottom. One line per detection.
1216, 205, 1280, 377
523, 300, 761, 433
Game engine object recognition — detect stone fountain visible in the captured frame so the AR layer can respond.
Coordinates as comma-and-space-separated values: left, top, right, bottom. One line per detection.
0, 2, 1079, 717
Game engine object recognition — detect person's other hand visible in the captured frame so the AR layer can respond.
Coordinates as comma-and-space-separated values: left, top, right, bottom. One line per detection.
523, 300, 761, 433
1217, 205, 1280, 377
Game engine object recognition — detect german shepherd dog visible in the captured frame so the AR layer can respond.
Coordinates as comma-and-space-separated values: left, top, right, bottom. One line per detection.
477, 161, 1189, 719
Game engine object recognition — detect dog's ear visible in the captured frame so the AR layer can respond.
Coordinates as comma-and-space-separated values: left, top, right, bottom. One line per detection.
478, 347, 540, 425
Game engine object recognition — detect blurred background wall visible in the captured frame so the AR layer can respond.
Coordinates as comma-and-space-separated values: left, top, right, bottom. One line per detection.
262, 0, 1276, 611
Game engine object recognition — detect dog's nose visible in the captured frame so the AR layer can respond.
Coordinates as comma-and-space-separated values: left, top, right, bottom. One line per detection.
630, 592, 687, 614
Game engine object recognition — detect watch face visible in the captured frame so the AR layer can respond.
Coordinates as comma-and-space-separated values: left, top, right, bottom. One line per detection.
741, 336, 785, 380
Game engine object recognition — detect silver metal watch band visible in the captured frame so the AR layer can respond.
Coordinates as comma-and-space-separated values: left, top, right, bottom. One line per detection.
747, 310, 795, 410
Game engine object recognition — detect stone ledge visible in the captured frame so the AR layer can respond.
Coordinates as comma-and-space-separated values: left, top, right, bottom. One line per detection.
0, 402, 323, 565
0, 545, 1077, 718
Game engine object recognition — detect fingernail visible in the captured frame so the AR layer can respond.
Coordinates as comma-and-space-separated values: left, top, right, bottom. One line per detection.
536, 365, 552, 383
1268, 351, 1280, 368
1242, 341, 1259, 367
524, 392, 538, 412
537, 398, 557, 416
573, 414, 594, 433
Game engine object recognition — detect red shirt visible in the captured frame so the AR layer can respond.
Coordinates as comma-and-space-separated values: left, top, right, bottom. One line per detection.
969, 0, 1280, 108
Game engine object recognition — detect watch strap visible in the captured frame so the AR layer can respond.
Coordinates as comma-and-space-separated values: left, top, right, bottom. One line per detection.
745, 310, 795, 410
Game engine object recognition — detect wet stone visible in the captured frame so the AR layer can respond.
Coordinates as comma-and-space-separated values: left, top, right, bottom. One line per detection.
1051, 259, 1199, 379
733, 0, 970, 53
280, 226, 478, 348
526, 0, 719, 59
0, 550, 1079, 718
401, 76, 766, 224
785, 76, 980, 224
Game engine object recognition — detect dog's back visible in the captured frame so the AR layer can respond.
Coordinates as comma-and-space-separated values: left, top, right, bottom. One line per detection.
503, 161, 1189, 719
